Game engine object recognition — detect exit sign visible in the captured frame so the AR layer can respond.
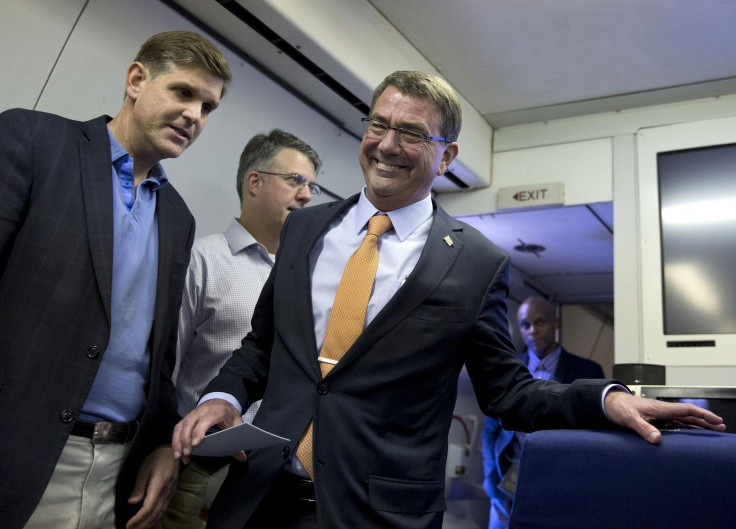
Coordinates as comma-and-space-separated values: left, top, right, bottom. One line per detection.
497, 182, 565, 210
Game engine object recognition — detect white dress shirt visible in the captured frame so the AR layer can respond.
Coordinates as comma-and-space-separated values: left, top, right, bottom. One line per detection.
173, 218, 273, 421
527, 346, 562, 380
309, 189, 434, 351
203, 190, 435, 415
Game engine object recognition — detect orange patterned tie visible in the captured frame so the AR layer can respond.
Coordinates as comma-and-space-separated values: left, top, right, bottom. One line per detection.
295, 214, 393, 479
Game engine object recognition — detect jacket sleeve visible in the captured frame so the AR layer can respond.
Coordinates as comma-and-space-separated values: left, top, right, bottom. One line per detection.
465, 253, 614, 432
0, 109, 33, 270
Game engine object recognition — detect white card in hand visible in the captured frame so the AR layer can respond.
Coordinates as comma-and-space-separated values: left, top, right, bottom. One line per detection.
191, 422, 290, 457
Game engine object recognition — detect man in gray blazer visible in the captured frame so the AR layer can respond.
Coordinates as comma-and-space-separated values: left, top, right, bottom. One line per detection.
172, 71, 724, 529
0, 31, 230, 529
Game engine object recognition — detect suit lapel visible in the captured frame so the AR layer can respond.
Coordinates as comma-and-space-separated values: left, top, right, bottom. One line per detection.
553, 349, 572, 383
284, 197, 358, 379
327, 201, 465, 375
79, 116, 114, 324
151, 190, 174, 361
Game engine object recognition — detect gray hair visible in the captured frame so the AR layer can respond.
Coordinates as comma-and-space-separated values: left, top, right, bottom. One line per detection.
236, 129, 322, 203
371, 71, 462, 142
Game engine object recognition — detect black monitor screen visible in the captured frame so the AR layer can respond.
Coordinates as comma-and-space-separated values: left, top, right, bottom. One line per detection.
657, 144, 736, 335
640, 386, 736, 434
658, 397, 736, 434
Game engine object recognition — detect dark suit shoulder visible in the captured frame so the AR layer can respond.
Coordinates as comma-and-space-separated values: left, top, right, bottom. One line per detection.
434, 201, 509, 262
157, 181, 192, 217
292, 194, 357, 218
557, 349, 605, 381
0, 109, 109, 143
286, 196, 511, 269
1, 107, 86, 127
283, 194, 357, 235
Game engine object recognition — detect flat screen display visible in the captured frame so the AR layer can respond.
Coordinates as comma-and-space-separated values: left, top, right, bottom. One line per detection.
658, 398, 736, 433
637, 386, 736, 433
657, 144, 736, 334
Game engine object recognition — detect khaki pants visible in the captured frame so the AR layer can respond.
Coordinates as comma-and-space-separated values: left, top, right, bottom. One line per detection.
162, 461, 228, 529
25, 435, 131, 529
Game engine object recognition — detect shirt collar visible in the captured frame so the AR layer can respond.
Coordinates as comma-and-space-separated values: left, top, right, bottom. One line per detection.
528, 344, 562, 371
224, 218, 269, 257
107, 127, 169, 190
355, 188, 433, 241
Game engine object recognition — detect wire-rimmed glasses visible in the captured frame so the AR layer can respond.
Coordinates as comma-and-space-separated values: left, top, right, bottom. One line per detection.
256, 170, 321, 196
360, 117, 452, 150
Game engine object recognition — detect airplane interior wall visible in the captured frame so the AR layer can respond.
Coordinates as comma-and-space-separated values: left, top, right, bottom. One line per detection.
0, 0, 365, 240
7, 0, 736, 382
0, 2, 491, 528
560, 305, 614, 379
442, 97, 736, 384
4, 2, 736, 528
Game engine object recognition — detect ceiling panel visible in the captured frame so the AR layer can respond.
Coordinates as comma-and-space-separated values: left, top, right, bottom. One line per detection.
166, 0, 736, 304
458, 203, 614, 302
367, 0, 736, 126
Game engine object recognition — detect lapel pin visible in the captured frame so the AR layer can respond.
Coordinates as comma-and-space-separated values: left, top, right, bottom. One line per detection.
443, 235, 453, 247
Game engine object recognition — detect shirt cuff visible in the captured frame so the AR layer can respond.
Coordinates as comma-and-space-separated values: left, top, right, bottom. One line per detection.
601, 383, 630, 421
199, 392, 243, 414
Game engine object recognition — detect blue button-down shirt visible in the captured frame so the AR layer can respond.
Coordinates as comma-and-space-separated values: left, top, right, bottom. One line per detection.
527, 345, 562, 380
79, 129, 167, 423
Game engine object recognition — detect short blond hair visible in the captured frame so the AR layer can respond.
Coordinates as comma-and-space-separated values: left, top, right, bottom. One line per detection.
134, 31, 231, 97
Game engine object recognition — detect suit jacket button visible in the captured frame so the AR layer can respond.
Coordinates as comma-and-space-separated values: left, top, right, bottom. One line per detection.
60, 409, 74, 423
317, 382, 329, 395
87, 346, 100, 359
282, 445, 291, 459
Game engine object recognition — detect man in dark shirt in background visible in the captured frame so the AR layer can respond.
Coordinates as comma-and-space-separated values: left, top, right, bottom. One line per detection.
482, 296, 605, 528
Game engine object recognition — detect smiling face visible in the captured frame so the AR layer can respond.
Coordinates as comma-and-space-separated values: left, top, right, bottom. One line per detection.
358, 86, 458, 212
124, 62, 223, 170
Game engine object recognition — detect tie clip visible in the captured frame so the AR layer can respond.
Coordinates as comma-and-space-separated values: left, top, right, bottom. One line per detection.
318, 356, 338, 365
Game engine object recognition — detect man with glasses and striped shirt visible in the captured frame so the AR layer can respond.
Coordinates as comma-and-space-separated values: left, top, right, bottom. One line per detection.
163, 130, 321, 529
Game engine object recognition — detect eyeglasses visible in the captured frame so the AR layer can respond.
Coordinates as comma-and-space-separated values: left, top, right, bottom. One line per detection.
256, 170, 321, 196
360, 117, 452, 150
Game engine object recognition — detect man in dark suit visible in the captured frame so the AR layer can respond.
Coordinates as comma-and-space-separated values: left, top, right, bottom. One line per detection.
172, 71, 724, 529
482, 296, 605, 529
0, 31, 230, 529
